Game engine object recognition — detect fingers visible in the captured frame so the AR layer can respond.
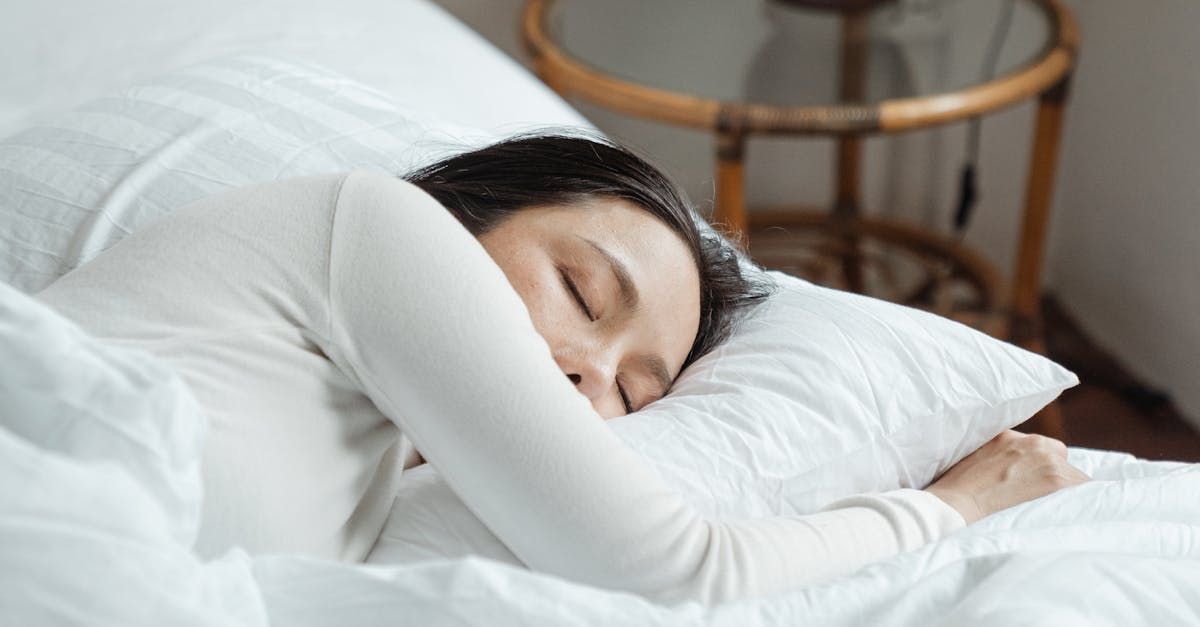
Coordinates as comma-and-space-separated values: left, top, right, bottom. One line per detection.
1023, 433, 1089, 488
1062, 462, 1091, 483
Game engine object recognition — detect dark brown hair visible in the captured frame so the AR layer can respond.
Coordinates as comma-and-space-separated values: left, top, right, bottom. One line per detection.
404, 133, 772, 369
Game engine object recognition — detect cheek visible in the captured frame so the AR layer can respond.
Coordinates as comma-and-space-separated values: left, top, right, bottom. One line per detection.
507, 267, 572, 346
478, 228, 576, 355
485, 244, 554, 323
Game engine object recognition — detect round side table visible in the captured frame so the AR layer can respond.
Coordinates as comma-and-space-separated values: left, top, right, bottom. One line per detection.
522, 0, 1078, 437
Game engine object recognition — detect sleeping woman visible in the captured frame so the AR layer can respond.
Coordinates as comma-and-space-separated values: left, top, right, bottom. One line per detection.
37, 134, 1087, 604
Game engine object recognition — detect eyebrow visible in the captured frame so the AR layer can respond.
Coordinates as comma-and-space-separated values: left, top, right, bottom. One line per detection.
581, 237, 639, 311
580, 237, 674, 398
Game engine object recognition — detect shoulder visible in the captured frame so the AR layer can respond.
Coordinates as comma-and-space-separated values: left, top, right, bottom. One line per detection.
337, 170, 445, 214
171, 171, 422, 225
200, 171, 352, 212
332, 170, 469, 242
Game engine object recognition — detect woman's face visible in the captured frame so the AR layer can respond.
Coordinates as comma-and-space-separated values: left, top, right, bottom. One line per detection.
479, 197, 701, 419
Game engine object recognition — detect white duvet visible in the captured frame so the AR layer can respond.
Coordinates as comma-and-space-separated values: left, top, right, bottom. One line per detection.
2, 281, 1199, 626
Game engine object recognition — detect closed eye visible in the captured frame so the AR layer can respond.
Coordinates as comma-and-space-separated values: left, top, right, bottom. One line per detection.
560, 268, 595, 321
617, 379, 634, 414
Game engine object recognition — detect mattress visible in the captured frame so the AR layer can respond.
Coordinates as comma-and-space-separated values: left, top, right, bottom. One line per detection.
1, 0, 588, 138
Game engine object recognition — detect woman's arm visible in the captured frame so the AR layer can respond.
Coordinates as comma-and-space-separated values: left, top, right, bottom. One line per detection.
322, 171, 963, 604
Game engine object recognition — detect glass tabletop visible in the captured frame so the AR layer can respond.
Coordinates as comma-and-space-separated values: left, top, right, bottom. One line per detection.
546, 0, 1054, 108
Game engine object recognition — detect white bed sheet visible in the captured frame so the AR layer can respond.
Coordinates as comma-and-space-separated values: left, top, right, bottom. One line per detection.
3, 281, 1199, 626
1, 0, 588, 138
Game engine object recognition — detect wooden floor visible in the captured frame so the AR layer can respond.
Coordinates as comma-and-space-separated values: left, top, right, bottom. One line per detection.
1040, 296, 1200, 462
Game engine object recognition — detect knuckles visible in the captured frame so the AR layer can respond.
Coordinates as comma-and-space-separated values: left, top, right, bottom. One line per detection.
1043, 471, 1073, 490
1012, 433, 1068, 457
997, 430, 1022, 442
1039, 461, 1086, 490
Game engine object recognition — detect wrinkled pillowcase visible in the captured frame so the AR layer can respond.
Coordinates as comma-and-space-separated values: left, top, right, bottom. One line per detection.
616, 270, 1077, 518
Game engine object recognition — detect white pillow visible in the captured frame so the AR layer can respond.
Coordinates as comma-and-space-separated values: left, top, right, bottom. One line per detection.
619, 271, 1077, 518
0, 54, 1077, 560
0, 55, 499, 293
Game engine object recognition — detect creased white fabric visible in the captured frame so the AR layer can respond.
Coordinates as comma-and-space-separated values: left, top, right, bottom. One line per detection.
37, 171, 962, 604
0, 280, 266, 627
4, 275, 1199, 626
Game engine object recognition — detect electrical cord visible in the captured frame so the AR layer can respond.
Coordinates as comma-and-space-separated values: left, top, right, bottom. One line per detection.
954, 0, 1016, 234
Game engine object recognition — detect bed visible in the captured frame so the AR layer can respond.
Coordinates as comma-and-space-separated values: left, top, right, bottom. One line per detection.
2, 1, 1199, 625
0, 0, 587, 138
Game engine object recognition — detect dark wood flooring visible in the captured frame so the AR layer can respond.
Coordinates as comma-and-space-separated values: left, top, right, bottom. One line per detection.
1042, 295, 1200, 462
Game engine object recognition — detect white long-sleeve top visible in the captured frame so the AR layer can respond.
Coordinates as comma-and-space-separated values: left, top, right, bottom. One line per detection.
38, 171, 964, 604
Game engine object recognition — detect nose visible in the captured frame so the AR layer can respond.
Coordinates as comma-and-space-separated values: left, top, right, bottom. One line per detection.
554, 346, 616, 402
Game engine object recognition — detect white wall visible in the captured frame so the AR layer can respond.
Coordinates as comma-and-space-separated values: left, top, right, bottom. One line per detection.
1044, 0, 1200, 425
434, 0, 1200, 427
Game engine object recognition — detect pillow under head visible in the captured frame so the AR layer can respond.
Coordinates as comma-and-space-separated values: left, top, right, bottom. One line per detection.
618, 271, 1077, 517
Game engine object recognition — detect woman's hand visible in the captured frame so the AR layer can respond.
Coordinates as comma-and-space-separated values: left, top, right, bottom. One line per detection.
926, 430, 1089, 524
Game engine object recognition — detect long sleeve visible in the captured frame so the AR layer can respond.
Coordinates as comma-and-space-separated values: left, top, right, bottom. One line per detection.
323, 171, 965, 605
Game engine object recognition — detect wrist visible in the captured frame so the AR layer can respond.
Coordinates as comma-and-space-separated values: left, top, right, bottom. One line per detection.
925, 487, 983, 524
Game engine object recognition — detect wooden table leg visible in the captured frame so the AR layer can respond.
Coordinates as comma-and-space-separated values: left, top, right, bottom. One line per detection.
1015, 333, 1069, 441
1012, 77, 1072, 440
715, 129, 748, 238
1012, 79, 1070, 321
